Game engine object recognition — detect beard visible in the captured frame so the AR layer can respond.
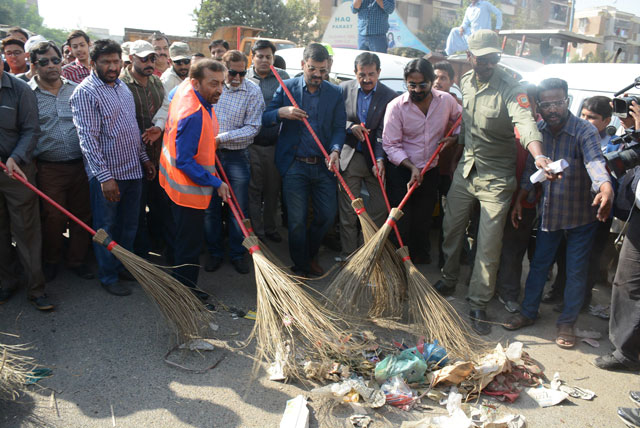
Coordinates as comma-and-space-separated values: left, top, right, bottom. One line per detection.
409, 91, 428, 102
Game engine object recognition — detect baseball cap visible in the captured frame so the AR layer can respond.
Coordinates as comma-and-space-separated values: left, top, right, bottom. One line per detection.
121, 41, 132, 62
169, 42, 191, 61
24, 35, 47, 52
467, 30, 502, 57
129, 40, 155, 58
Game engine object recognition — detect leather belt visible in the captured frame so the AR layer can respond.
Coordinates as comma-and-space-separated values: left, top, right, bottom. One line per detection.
295, 156, 323, 165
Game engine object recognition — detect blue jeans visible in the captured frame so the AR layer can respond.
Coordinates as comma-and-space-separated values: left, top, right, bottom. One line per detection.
89, 178, 142, 285
520, 221, 599, 326
204, 148, 250, 261
357, 34, 388, 53
282, 160, 337, 271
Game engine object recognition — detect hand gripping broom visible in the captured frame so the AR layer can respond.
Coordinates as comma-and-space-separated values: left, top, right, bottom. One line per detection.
270, 66, 406, 317
0, 161, 211, 341
361, 122, 479, 360
213, 153, 288, 269
225, 187, 357, 380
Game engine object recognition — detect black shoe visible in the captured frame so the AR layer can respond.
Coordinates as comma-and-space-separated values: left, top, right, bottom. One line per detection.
101, 281, 132, 296
204, 255, 223, 272
434, 279, 455, 297
595, 353, 639, 372
70, 264, 95, 280
204, 303, 216, 312
291, 266, 310, 278
231, 257, 250, 275
43, 262, 58, 282
28, 295, 54, 311
618, 407, 640, 428
190, 288, 209, 302
469, 310, 491, 335
118, 270, 136, 282
265, 231, 282, 243
630, 391, 640, 406
0, 287, 15, 304
541, 291, 562, 304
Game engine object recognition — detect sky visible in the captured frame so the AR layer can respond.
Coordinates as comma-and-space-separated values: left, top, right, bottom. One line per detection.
37, 0, 640, 38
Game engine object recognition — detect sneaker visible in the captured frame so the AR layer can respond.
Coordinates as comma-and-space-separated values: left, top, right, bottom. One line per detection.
204, 255, 222, 272
101, 281, 132, 296
28, 295, 54, 311
618, 407, 640, 428
70, 264, 95, 280
498, 296, 519, 313
630, 391, 640, 406
231, 257, 250, 275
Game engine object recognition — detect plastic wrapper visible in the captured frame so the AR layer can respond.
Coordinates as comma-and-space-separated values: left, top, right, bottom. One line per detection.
311, 378, 386, 408
380, 375, 415, 410
375, 348, 428, 383
280, 395, 309, 428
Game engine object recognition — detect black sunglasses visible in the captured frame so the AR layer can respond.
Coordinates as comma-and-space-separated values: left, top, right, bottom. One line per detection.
174, 58, 191, 66
137, 54, 157, 63
228, 69, 247, 77
37, 57, 62, 66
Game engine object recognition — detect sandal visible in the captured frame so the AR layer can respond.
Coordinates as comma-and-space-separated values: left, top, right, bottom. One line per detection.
556, 324, 576, 349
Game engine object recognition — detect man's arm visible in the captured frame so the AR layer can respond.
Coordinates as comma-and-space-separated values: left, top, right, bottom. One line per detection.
175, 111, 223, 189
10, 83, 40, 165
378, 0, 395, 14
217, 89, 265, 145
581, 126, 614, 220
352, 0, 363, 13
70, 89, 112, 183
329, 87, 347, 154
487, 1, 503, 30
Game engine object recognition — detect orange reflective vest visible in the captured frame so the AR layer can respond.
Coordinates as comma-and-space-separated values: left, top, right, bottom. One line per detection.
159, 80, 218, 210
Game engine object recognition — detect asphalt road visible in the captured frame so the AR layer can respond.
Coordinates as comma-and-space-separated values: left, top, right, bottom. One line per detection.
0, 228, 637, 428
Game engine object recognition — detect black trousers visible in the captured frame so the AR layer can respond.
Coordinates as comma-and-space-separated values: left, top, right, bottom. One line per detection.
387, 164, 439, 260
609, 207, 640, 369
170, 200, 204, 289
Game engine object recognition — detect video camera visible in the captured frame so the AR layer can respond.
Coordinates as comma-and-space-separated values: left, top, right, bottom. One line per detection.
612, 76, 640, 118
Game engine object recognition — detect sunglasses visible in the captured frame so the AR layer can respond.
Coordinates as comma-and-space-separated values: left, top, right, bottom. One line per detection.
174, 58, 191, 66
37, 57, 62, 66
228, 69, 247, 77
474, 53, 501, 65
537, 98, 568, 110
404, 82, 430, 90
137, 54, 157, 63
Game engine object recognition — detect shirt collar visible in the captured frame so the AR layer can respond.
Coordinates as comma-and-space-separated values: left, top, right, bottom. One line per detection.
358, 83, 377, 97
193, 88, 212, 109
302, 77, 322, 94
539, 111, 578, 137
29, 76, 73, 92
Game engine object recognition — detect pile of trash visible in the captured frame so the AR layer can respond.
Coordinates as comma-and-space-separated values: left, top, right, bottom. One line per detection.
278, 339, 596, 428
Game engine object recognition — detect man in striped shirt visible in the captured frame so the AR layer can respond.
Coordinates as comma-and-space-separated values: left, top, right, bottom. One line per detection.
504, 78, 614, 349
204, 50, 264, 275
70, 39, 156, 297
62, 30, 91, 84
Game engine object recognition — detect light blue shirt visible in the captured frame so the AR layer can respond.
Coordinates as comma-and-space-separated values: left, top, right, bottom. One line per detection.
356, 84, 377, 153
462, 0, 503, 33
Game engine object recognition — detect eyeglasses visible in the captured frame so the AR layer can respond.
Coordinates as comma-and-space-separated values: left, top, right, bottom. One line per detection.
474, 53, 501, 65
137, 54, 157, 63
537, 98, 568, 110
4, 50, 25, 57
404, 82, 430, 90
174, 58, 191, 66
228, 69, 247, 77
36, 57, 62, 66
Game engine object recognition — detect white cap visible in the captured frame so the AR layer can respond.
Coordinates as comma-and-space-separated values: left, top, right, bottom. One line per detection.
24, 35, 47, 53
129, 40, 155, 58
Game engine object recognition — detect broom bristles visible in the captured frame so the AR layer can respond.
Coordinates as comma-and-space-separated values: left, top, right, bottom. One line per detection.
242, 218, 289, 270
0, 342, 37, 400
352, 199, 406, 317
243, 235, 359, 379
397, 246, 484, 360
93, 229, 212, 342
325, 208, 404, 314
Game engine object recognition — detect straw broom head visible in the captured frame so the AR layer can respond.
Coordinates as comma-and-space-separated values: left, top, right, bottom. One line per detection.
351, 199, 406, 317
0, 342, 36, 400
242, 218, 289, 270
396, 246, 484, 360
243, 235, 357, 380
325, 208, 404, 315
93, 229, 213, 342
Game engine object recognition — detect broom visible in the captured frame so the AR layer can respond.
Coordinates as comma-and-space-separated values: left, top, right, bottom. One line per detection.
224, 189, 357, 379
325, 116, 462, 319
270, 66, 406, 317
0, 161, 211, 341
213, 154, 287, 269
361, 124, 479, 360
0, 341, 36, 400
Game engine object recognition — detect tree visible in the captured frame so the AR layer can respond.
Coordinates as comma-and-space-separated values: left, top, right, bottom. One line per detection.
1, 0, 69, 45
194, 0, 319, 45
418, 17, 452, 54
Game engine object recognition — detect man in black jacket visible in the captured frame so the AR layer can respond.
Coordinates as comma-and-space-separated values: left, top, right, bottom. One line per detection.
338, 52, 397, 260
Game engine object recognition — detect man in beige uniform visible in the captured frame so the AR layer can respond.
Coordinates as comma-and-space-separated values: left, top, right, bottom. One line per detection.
434, 30, 556, 335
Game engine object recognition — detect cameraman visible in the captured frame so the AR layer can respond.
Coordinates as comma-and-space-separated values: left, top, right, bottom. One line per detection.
596, 100, 640, 374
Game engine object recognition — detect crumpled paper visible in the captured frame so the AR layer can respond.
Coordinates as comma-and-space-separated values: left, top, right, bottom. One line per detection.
312, 379, 386, 408
550, 373, 596, 400
430, 361, 475, 386
525, 385, 568, 407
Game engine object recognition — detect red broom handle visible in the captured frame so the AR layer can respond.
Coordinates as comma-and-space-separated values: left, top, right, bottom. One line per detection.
269, 65, 358, 203
396, 116, 462, 212
226, 187, 250, 239
361, 125, 404, 246
0, 160, 97, 237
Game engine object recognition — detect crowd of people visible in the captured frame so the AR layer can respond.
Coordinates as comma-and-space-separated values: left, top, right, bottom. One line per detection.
1, 16, 639, 412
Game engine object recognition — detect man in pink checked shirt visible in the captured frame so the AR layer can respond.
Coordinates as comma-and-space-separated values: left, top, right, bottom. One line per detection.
382, 58, 461, 264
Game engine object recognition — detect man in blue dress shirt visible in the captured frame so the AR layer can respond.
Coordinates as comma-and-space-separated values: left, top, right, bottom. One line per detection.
352, 0, 395, 53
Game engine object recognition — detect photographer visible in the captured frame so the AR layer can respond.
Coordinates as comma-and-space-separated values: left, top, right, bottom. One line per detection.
596, 100, 640, 374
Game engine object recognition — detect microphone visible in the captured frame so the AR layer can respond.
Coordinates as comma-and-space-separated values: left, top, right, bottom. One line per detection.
606, 125, 617, 136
